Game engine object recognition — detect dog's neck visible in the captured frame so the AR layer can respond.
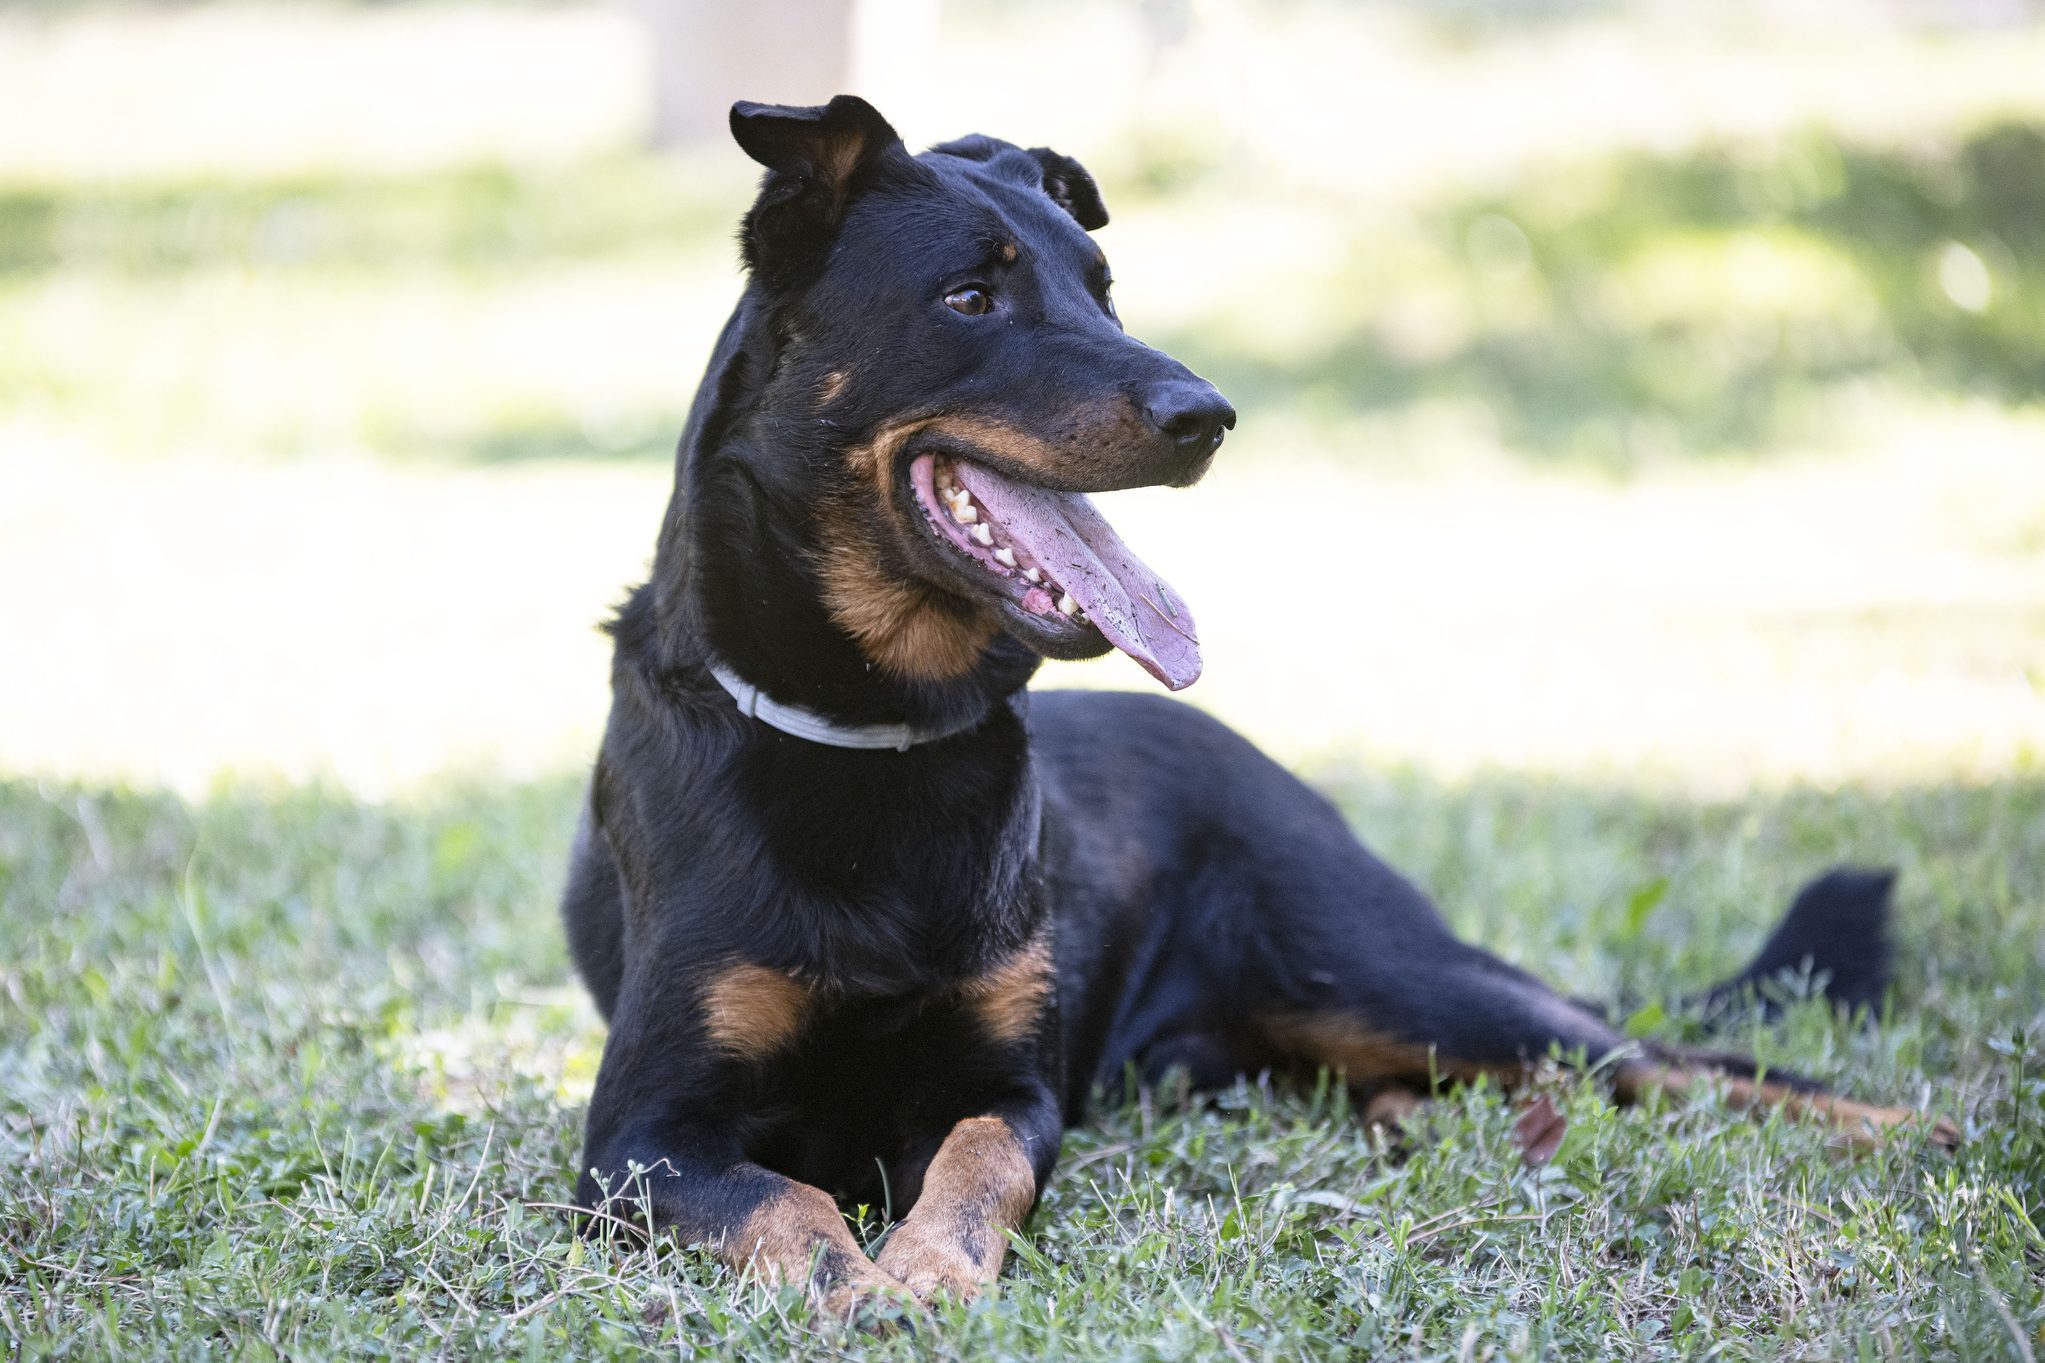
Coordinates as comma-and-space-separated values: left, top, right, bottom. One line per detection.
643, 300, 1041, 739
693, 546, 1038, 737
652, 465, 1038, 741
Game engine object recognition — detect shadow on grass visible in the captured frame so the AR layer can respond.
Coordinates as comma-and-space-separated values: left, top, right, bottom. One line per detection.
5, 763, 2040, 1053
3, 764, 2040, 1355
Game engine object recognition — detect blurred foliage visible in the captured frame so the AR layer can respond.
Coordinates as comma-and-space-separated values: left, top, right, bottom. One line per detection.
0, 158, 733, 276
3, 118, 2042, 468
1167, 120, 2045, 465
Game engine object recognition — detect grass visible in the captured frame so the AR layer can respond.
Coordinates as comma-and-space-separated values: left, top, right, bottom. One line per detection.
4, 771, 2041, 1360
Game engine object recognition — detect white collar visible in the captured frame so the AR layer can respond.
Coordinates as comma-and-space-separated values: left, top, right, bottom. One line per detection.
706, 661, 988, 751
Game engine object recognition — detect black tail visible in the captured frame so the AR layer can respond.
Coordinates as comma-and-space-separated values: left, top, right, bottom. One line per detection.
1702, 867, 1897, 1017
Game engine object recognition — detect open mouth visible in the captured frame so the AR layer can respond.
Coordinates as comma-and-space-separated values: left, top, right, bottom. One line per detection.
909, 452, 1201, 690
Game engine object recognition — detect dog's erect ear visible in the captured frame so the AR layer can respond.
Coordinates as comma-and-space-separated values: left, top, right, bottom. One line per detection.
731, 96, 902, 272
1028, 147, 1109, 230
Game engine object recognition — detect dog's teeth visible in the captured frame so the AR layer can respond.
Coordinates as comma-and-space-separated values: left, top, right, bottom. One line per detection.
952, 502, 977, 524
1023, 566, 1042, 583
1057, 592, 1078, 616
971, 523, 994, 546
994, 547, 1016, 567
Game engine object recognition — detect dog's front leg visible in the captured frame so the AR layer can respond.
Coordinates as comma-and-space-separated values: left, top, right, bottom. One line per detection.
576, 973, 907, 1317
873, 1093, 1060, 1303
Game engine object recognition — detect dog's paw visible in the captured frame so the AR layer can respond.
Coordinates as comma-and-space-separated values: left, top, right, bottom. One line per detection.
817, 1266, 925, 1331
873, 1222, 996, 1305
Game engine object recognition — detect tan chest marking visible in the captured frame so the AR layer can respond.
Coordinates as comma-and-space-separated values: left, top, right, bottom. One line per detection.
700, 963, 810, 1060
957, 936, 1053, 1047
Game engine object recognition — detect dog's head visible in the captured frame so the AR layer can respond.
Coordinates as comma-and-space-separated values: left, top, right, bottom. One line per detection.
687, 96, 1231, 694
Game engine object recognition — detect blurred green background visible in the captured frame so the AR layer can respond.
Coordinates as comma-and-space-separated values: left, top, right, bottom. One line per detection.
1, 0, 2041, 796
5, 0, 2043, 796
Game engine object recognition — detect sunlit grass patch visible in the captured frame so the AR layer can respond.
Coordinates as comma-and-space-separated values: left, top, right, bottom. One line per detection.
0, 157, 750, 278
9, 119, 2045, 470
5, 424, 2042, 797
0, 250, 736, 464
1146, 119, 2045, 468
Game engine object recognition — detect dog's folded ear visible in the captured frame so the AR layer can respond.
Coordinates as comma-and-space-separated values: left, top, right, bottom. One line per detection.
731, 95, 902, 273
1027, 147, 1109, 230
931, 135, 1111, 231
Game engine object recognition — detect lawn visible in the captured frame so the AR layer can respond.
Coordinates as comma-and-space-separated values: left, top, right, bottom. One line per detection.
4, 772, 2041, 1359
4, 3, 2045, 1358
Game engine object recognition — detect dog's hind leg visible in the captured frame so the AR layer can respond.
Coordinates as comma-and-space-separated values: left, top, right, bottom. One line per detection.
1254, 944, 1957, 1147
1251, 930, 1634, 1094
1607, 1042, 1960, 1149
1250, 920, 1957, 1148
1194, 762, 1953, 1147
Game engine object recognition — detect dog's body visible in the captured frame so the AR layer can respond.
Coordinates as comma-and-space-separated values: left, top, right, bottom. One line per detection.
564, 97, 1943, 1313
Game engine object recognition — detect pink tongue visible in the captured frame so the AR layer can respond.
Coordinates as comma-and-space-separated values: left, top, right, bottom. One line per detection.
954, 465, 1201, 690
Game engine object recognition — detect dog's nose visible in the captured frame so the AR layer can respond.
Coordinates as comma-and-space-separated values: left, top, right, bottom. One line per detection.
1141, 381, 1236, 455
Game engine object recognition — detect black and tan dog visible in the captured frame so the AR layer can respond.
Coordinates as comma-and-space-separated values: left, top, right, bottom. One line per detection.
563, 95, 1949, 1315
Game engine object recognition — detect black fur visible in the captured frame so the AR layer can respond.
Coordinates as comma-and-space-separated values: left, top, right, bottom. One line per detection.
562, 96, 1910, 1300
1702, 867, 1897, 1017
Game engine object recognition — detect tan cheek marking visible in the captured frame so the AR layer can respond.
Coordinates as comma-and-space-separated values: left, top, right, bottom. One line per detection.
872, 1116, 1038, 1300
911, 415, 1071, 479
814, 514, 995, 681
812, 410, 1141, 681
856, 413, 1112, 490
811, 448, 996, 682
959, 937, 1052, 1046
700, 963, 809, 1060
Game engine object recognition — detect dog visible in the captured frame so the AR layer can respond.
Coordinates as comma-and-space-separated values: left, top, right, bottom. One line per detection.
562, 95, 1950, 1316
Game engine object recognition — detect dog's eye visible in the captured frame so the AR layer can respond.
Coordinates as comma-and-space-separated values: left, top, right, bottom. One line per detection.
944, 287, 993, 316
